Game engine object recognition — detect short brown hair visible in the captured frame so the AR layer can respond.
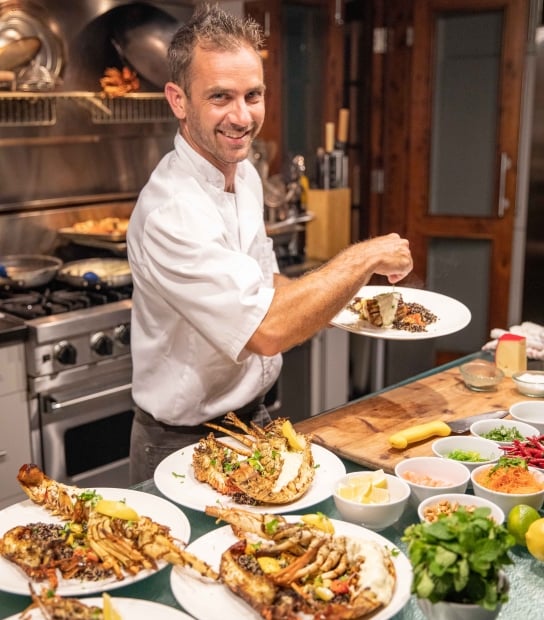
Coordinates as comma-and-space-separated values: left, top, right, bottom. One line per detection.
168, 3, 264, 95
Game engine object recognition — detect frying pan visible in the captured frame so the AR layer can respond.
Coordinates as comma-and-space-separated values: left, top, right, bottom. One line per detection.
112, 5, 178, 88
57, 258, 132, 289
0, 254, 62, 288
0, 36, 41, 71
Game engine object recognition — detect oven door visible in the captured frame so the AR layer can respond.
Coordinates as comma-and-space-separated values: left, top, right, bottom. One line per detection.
37, 373, 133, 488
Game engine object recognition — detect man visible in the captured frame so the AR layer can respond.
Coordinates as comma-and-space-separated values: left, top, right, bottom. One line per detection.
127, 3, 413, 483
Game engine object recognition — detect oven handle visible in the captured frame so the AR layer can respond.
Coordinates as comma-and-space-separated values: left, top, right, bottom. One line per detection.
50, 383, 132, 411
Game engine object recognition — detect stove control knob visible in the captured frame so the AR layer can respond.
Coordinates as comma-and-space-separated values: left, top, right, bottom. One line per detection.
91, 332, 114, 356
114, 324, 131, 347
54, 341, 77, 365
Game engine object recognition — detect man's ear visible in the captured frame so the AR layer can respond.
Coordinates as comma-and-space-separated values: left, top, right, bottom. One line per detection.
164, 82, 187, 120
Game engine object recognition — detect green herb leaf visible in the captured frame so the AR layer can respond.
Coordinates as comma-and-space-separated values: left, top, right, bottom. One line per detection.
402, 507, 515, 608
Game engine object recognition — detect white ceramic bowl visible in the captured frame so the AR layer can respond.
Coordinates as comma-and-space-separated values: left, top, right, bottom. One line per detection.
333, 471, 411, 531
471, 463, 544, 514
470, 418, 540, 446
432, 436, 501, 473
512, 371, 544, 398
417, 492, 505, 525
394, 457, 470, 505
509, 400, 544, 434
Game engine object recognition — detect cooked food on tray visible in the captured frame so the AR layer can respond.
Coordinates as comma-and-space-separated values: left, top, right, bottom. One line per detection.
204, 505, 397, 620
69, 217, 130, 236
100, 67, 140, 97
0, 464, 216, 590
192, 413, 315, 505
348, 291, 437, 332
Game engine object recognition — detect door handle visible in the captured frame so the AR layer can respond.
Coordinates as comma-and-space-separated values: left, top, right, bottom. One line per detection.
498, 152, 512, 217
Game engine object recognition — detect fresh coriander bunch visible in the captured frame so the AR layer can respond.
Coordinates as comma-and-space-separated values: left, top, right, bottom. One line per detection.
402, 506, 515, 610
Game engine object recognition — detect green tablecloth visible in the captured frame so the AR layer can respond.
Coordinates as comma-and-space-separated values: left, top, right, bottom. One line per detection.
1, 352, 543, 619
0, 467, 542, 620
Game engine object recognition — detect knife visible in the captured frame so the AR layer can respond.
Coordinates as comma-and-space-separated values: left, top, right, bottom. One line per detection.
388, 409, 508, 449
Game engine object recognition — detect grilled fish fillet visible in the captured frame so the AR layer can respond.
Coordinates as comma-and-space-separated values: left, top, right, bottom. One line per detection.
358, 292, 407, 327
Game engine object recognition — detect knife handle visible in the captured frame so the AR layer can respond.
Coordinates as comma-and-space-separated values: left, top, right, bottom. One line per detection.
388, 421, 452, 449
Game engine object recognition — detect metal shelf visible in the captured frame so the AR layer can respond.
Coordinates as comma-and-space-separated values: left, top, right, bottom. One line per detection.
0, 92, 56, 126
0, 91, 172, 126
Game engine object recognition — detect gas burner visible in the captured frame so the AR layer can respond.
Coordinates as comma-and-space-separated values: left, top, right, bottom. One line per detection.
0, 281, 132, 319
49, 290, 91, 311
0, 294, 48, 319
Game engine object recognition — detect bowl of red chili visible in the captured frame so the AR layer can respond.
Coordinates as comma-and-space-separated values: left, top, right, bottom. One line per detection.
499, 433, 544, 471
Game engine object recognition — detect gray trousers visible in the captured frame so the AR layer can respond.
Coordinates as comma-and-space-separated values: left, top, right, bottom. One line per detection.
129, 401, 271, 485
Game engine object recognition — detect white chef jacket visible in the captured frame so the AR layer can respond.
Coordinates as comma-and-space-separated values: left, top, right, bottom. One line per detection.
127, 133, 282, 425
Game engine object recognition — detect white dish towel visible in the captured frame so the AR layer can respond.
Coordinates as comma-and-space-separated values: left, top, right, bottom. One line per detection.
482, 321, 544, 360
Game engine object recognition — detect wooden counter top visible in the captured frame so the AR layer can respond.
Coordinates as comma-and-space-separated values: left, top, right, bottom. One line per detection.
295, 359, 531, 473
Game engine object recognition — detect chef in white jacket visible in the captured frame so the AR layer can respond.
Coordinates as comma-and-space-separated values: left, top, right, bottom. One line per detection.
127, 3, 413, 483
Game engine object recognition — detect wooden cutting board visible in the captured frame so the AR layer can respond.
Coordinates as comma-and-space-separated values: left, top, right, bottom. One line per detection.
294, 365, 532, 473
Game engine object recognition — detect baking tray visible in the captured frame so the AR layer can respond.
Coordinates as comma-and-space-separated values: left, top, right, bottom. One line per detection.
58, 228, 127, 243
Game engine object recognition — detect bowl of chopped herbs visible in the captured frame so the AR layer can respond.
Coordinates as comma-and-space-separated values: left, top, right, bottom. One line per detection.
470, 418, 540, 446
402, 505, 514, 618
432, 436, 501, 473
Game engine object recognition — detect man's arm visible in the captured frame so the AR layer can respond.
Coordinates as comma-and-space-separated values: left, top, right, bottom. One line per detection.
246, 233, 413, 356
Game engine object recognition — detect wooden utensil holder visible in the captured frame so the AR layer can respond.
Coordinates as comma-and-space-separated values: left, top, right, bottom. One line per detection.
305, 188, 351, 260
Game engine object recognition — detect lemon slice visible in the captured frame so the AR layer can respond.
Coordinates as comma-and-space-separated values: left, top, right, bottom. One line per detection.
95, 499, 139, 521
281, 419, 307, 451
366, 486, 390, 504
338, 479, 371, 502
257, 556, 282, 573
300, 512, 335, 534
371, 469, 387, 488
102, 592, 122, 620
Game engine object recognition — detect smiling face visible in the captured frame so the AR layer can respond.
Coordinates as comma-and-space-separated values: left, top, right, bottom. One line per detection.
165, 42, 265, 188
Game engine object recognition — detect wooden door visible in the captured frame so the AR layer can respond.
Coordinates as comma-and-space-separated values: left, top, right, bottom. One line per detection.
408, 0, 529, 361
368, 0, 529, 371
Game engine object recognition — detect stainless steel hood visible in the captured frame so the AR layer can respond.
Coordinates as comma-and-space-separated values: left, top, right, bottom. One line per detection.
0, 0, 193, 213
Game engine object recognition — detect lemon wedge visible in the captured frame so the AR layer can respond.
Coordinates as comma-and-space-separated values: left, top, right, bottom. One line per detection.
95, 499, 139, 521
102, 592, 122, 620
338, 471, 390, 505
338, 479, 371, 502
364, 486, 390, 504
370, 469, 387, 488
281, 419, 307, 451
300, 512, 335, 534
257, 556, 282, 573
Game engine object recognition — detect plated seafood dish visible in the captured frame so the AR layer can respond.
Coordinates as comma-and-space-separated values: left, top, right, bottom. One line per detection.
10, 591, 193, 620
193, 413, 316, 505
170, 506, 412, 620
0, 464, 208, 596
331, 286, 471, 341
347, 291, 437, 333
154, 420, 346, 514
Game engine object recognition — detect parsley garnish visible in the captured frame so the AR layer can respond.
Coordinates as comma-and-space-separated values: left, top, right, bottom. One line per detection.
402, 507, 514, 609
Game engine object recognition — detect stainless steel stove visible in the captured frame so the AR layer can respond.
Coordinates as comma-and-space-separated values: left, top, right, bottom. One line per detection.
0, 274, 135, 487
